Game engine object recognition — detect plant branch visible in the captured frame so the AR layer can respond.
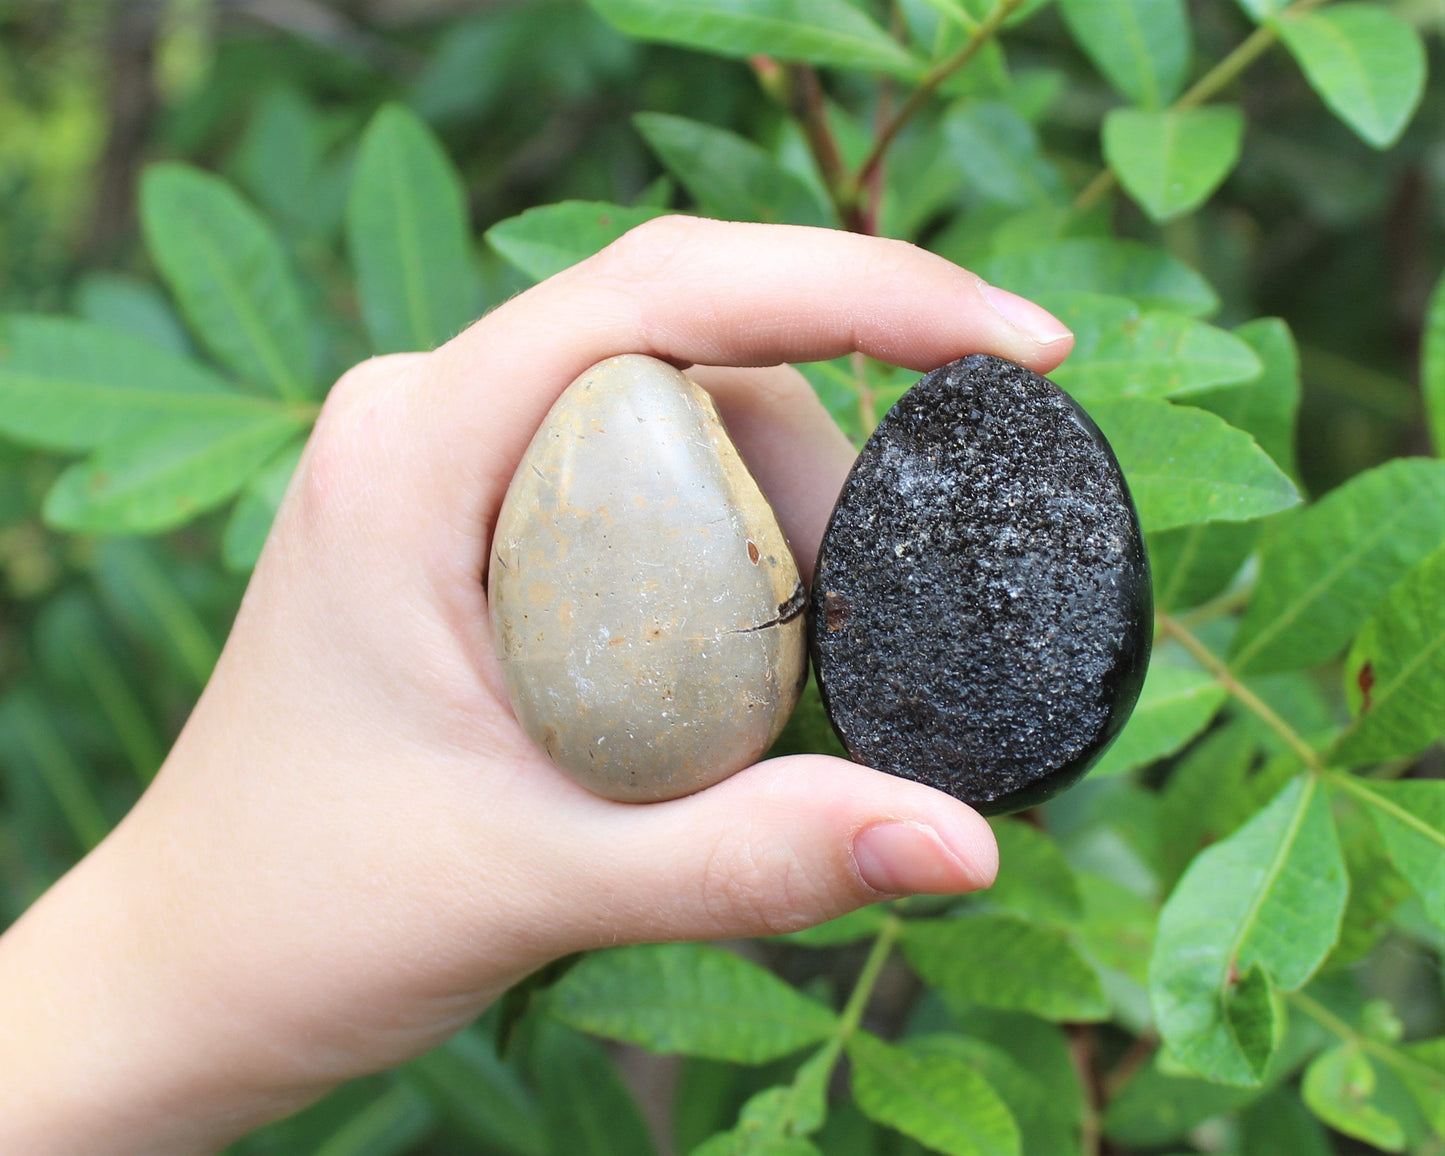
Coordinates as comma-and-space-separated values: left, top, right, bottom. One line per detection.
784, 66, 864, 231
1155, 612, 1323, 772
845, 0, 1026, 213
1073, 0, 1332, 214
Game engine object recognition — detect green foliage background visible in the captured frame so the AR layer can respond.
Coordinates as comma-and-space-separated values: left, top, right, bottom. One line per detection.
1, 0, 1443, 1153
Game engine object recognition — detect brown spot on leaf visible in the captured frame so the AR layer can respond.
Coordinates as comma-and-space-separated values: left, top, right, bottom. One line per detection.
1358, 661, 1375, 713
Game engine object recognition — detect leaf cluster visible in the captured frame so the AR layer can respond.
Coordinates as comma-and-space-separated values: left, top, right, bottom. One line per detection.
0, 0, 1441, 1153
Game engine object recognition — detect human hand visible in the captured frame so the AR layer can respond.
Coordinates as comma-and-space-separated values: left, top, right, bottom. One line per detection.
0, 218, 1072, 1154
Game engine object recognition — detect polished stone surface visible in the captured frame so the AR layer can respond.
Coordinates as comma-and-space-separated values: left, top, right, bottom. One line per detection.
810, 354, 1152, 815
490, 355, 807, 802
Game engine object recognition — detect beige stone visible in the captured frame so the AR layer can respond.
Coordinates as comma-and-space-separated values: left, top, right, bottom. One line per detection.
489, 355, 807, 802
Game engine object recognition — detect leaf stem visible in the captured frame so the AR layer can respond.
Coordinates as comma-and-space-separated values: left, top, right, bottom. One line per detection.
1155, 612, 1323, 771
838, 913, 903, 1042
1072, 0, 1332, 214
1325, 771, 1445, 848
846, 0, 1026, 216
1285, 988, 1441, 1087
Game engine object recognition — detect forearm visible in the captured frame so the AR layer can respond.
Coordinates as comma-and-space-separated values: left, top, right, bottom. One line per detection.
0, 810, 338, 1155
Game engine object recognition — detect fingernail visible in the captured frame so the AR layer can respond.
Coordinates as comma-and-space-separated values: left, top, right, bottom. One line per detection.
982, 284, 1073, 345
853, 821, 987, 895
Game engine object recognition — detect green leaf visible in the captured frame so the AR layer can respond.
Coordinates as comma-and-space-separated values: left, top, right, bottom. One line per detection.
1239, 1088, 1333, 1156
902, 914, 1108, 1022
1089, 664, 1227, 779
584, 0, 923, 76
1424, 271, 1445, 457
1277, 4, 1427, 149
1103, 106, 1245, 223
530, 1019, 657, 1156
848, 1031, 1020, 1156
1233, 0, 1286, 22
974, 238, 1217, 317
402, 1031, 547, 1156
633, 113, 830, 226
1156, 723, 1269, 889
693, 1045, 832, 1154
1058, 0, 1190, 107
0, 315, 282, 452
44, 411, 306, 534
1332, 547, 1445, 764
1087, 397, 1300, 533
1042, 294, 1261, 401
74, 271, 191, 355
951, 1012, 1083, 1137
347, 104, 480, 354
986, 819, 1082, 923
486, 200, 669, 284
1103, 1054, 1262, 1147
550, 944, 837, 1063
776, 903, 887, 947
1150, 775, 1347, 1085
222, 438, 304, 573
1397, 1037, 1445, 1139
942, 101, 1064, 207
1302, 1044, 1406, 1151
89, 539, 218, 689
1328, 800, 1413, 968
140, 163, 314, 400
1070, 872, 1158, 1028
35, 591, 164, 785
907, 1034, 1072, 1156
310, 1082, 435, 1156
1149, 520, 1257, 612
0, 688, 110, 851
1191, 317, 1301, 482
1231, 458, 1445, 674
1337, 779, 1444, 935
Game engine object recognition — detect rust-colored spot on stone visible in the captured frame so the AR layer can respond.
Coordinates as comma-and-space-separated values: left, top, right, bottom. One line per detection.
823, 591, 851, 632
748, 540, 760, 564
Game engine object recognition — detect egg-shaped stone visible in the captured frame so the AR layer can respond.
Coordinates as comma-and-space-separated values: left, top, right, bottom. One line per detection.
489, 355, 807, 802
810, 354, 1151, 815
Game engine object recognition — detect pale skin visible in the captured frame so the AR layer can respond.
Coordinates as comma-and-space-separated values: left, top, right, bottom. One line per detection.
0, 219, 1073, 1154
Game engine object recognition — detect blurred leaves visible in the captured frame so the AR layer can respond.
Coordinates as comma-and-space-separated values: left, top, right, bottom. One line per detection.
141, 164, 315, 401
487, 201, 668, 283
347, 105, 481, 354
1276, 4, 1427, 149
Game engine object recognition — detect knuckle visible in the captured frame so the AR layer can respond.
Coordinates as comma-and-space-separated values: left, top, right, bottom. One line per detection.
697, 825, 838, 938
594, 214, 706, 279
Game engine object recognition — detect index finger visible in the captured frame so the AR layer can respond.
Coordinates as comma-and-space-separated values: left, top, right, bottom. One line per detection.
323, 218, 1072, 554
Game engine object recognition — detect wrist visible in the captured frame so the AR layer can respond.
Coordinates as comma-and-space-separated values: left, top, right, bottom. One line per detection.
0, 803, 329, 1154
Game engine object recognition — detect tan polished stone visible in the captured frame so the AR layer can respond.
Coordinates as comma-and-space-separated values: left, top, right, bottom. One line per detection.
489, 354, 807, 802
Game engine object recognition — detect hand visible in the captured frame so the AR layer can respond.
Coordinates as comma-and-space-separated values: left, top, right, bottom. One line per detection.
0, 218, 1073, 1154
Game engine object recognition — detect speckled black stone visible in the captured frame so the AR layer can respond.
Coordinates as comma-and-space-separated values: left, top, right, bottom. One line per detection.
810, 354, 1151, 815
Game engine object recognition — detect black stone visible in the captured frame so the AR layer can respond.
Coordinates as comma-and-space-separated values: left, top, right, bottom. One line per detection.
810, 354, 1151, 815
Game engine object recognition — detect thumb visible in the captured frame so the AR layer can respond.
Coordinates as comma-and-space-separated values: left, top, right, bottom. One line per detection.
557, 756, 999, 948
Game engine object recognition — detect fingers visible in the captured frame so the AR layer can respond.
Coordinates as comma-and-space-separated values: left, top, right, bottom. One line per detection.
394, 218, 1072, 538
547, 756, 998, 948
687, 363, 856, 585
